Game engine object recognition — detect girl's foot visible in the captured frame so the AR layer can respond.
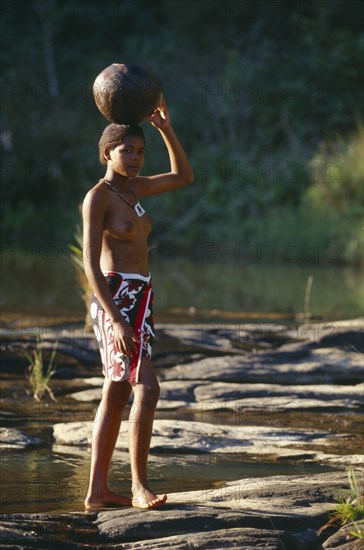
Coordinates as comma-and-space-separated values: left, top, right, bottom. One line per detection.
84, 488, 131, 510
132, 485, 167, 509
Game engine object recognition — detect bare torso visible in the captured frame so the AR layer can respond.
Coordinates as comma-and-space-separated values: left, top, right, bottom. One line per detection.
99, 181, 153, 276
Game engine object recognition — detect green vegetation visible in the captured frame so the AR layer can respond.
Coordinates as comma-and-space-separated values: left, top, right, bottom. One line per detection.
1, 0, 363, 263
318, 468, 364, 542
303, 275, 314, 322
307, 124, 364, 218
69, 223, 92, 326
24, 338, 58, 401
333, 468, 364, 540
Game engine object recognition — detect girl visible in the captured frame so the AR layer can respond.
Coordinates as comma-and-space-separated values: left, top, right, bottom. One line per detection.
82, 99, 194, 510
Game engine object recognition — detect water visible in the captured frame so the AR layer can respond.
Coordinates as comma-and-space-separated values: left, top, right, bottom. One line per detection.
1, 252, 361, 322
0, 448, 334, 514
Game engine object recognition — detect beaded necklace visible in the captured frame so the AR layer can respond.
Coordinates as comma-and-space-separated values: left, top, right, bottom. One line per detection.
102, 178, 145, 217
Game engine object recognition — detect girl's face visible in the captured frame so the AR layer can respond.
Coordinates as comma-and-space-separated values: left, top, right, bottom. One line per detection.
107, 135, 145, 177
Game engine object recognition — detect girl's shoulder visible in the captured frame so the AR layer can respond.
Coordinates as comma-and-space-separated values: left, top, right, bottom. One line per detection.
83, 179, 110, 210
84, 179, 109, 198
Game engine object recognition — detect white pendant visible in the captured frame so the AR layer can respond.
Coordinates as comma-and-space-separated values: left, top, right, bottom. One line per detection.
134, 202, 145, 217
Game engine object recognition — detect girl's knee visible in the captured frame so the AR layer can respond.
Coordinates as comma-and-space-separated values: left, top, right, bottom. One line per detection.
133, 381, 160, 410
151, 381, 160, 403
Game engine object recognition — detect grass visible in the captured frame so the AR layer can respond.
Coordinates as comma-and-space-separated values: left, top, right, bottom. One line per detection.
69, 223, 93, 327
303, 274, 314, 322
24, 338, 58, 402
318, 468, 364, 541
334, 468, 364, 540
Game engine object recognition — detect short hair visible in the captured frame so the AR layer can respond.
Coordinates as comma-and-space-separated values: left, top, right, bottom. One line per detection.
98, 123, 145, 165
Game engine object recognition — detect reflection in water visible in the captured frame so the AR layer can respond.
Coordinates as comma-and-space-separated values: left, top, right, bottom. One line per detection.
0, 253, 361, 322
0, 450, 90, 514
150, 257, 361, 322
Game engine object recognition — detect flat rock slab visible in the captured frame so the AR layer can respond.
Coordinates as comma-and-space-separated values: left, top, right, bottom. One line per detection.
0, 428, 42, 449
68, 387, 102, 402
166, 470, 351, 512
68, 378, 363, 415
95, 507, 300, 548
52, 419, 362, 466
194, 382, 364, 403
159, 347, 363, 385
68, 380, 204, 407
0, 471, 357, 549
4, 320, 362, 367
157, 321, 364, 354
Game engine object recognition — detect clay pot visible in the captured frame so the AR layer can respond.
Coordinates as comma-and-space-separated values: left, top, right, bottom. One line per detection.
93, 63, 163, 124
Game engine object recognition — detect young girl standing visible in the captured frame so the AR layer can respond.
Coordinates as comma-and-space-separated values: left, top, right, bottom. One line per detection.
82, 99, 194, 509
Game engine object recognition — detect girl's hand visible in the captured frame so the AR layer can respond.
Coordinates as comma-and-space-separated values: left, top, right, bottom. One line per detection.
147, 97, 171, 130
112, 319, 139, 357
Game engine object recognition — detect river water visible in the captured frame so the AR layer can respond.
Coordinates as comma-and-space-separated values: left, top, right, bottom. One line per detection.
1, 447, 334, 514
1, 253, 361, 322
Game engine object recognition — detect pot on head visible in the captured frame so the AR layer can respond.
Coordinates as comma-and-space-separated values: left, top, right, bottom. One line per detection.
93, 63, 163, 124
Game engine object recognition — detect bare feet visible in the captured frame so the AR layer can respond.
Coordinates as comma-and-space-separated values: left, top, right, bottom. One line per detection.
132, 485, 167, 509
84, 489, 131, 510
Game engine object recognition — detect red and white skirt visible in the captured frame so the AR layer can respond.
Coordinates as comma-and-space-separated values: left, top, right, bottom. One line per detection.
90, 272, 155, 384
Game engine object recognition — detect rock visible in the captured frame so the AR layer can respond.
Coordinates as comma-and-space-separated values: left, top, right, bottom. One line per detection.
68, 388, 102, 402
71, 377, 104, 386
322, 521, 364, 549
157, 322, 363, 355
68, 378, 363, 416
53, 421, 93, 446
319, 330, 364, 353
160, 380, 205, 401
2, 320, 363, 549
323, 455, 364, 466
52, 419, 362, 466
157, 399, 191, 410
166, 470, 349, 512
0, 512, 98, 548
159, 347, 363, 385
193, 382, 364, 403
158, 380, 207, 409
0, 428, 42, 449
189, 395, 361, 415
0, 471, 354, 549
157, 322, 298, 354
68, 380, 204, 405
95, 507, 299, 548
191, 381, 364, 413
150, 420, 320, 455
118, 527, 298, 549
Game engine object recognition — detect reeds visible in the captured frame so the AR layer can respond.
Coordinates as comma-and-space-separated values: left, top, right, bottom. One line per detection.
69, 223, 92, 328
333, 468, 364, 540
24, 338, 58, 401
318, 468, 364, 541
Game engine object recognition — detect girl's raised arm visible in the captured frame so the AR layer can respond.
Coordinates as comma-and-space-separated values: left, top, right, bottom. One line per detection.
132, 99, 194, 196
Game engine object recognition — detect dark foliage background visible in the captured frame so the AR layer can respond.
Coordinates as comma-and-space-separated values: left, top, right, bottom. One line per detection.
1, 0, 363, 263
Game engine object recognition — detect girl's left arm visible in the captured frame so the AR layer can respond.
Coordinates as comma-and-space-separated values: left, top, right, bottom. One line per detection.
132, 99, 194, 196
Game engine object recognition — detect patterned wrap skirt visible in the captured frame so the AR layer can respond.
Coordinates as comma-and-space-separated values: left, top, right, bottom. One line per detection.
90, 271, 155, 384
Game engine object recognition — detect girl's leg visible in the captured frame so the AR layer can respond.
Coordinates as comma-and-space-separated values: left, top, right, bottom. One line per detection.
128, 356, 167, 509
84, 378, 132, 509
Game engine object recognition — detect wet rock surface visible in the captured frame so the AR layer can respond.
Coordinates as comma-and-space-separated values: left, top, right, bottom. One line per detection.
0, 318, 363, 548
0, 428, 42, 449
